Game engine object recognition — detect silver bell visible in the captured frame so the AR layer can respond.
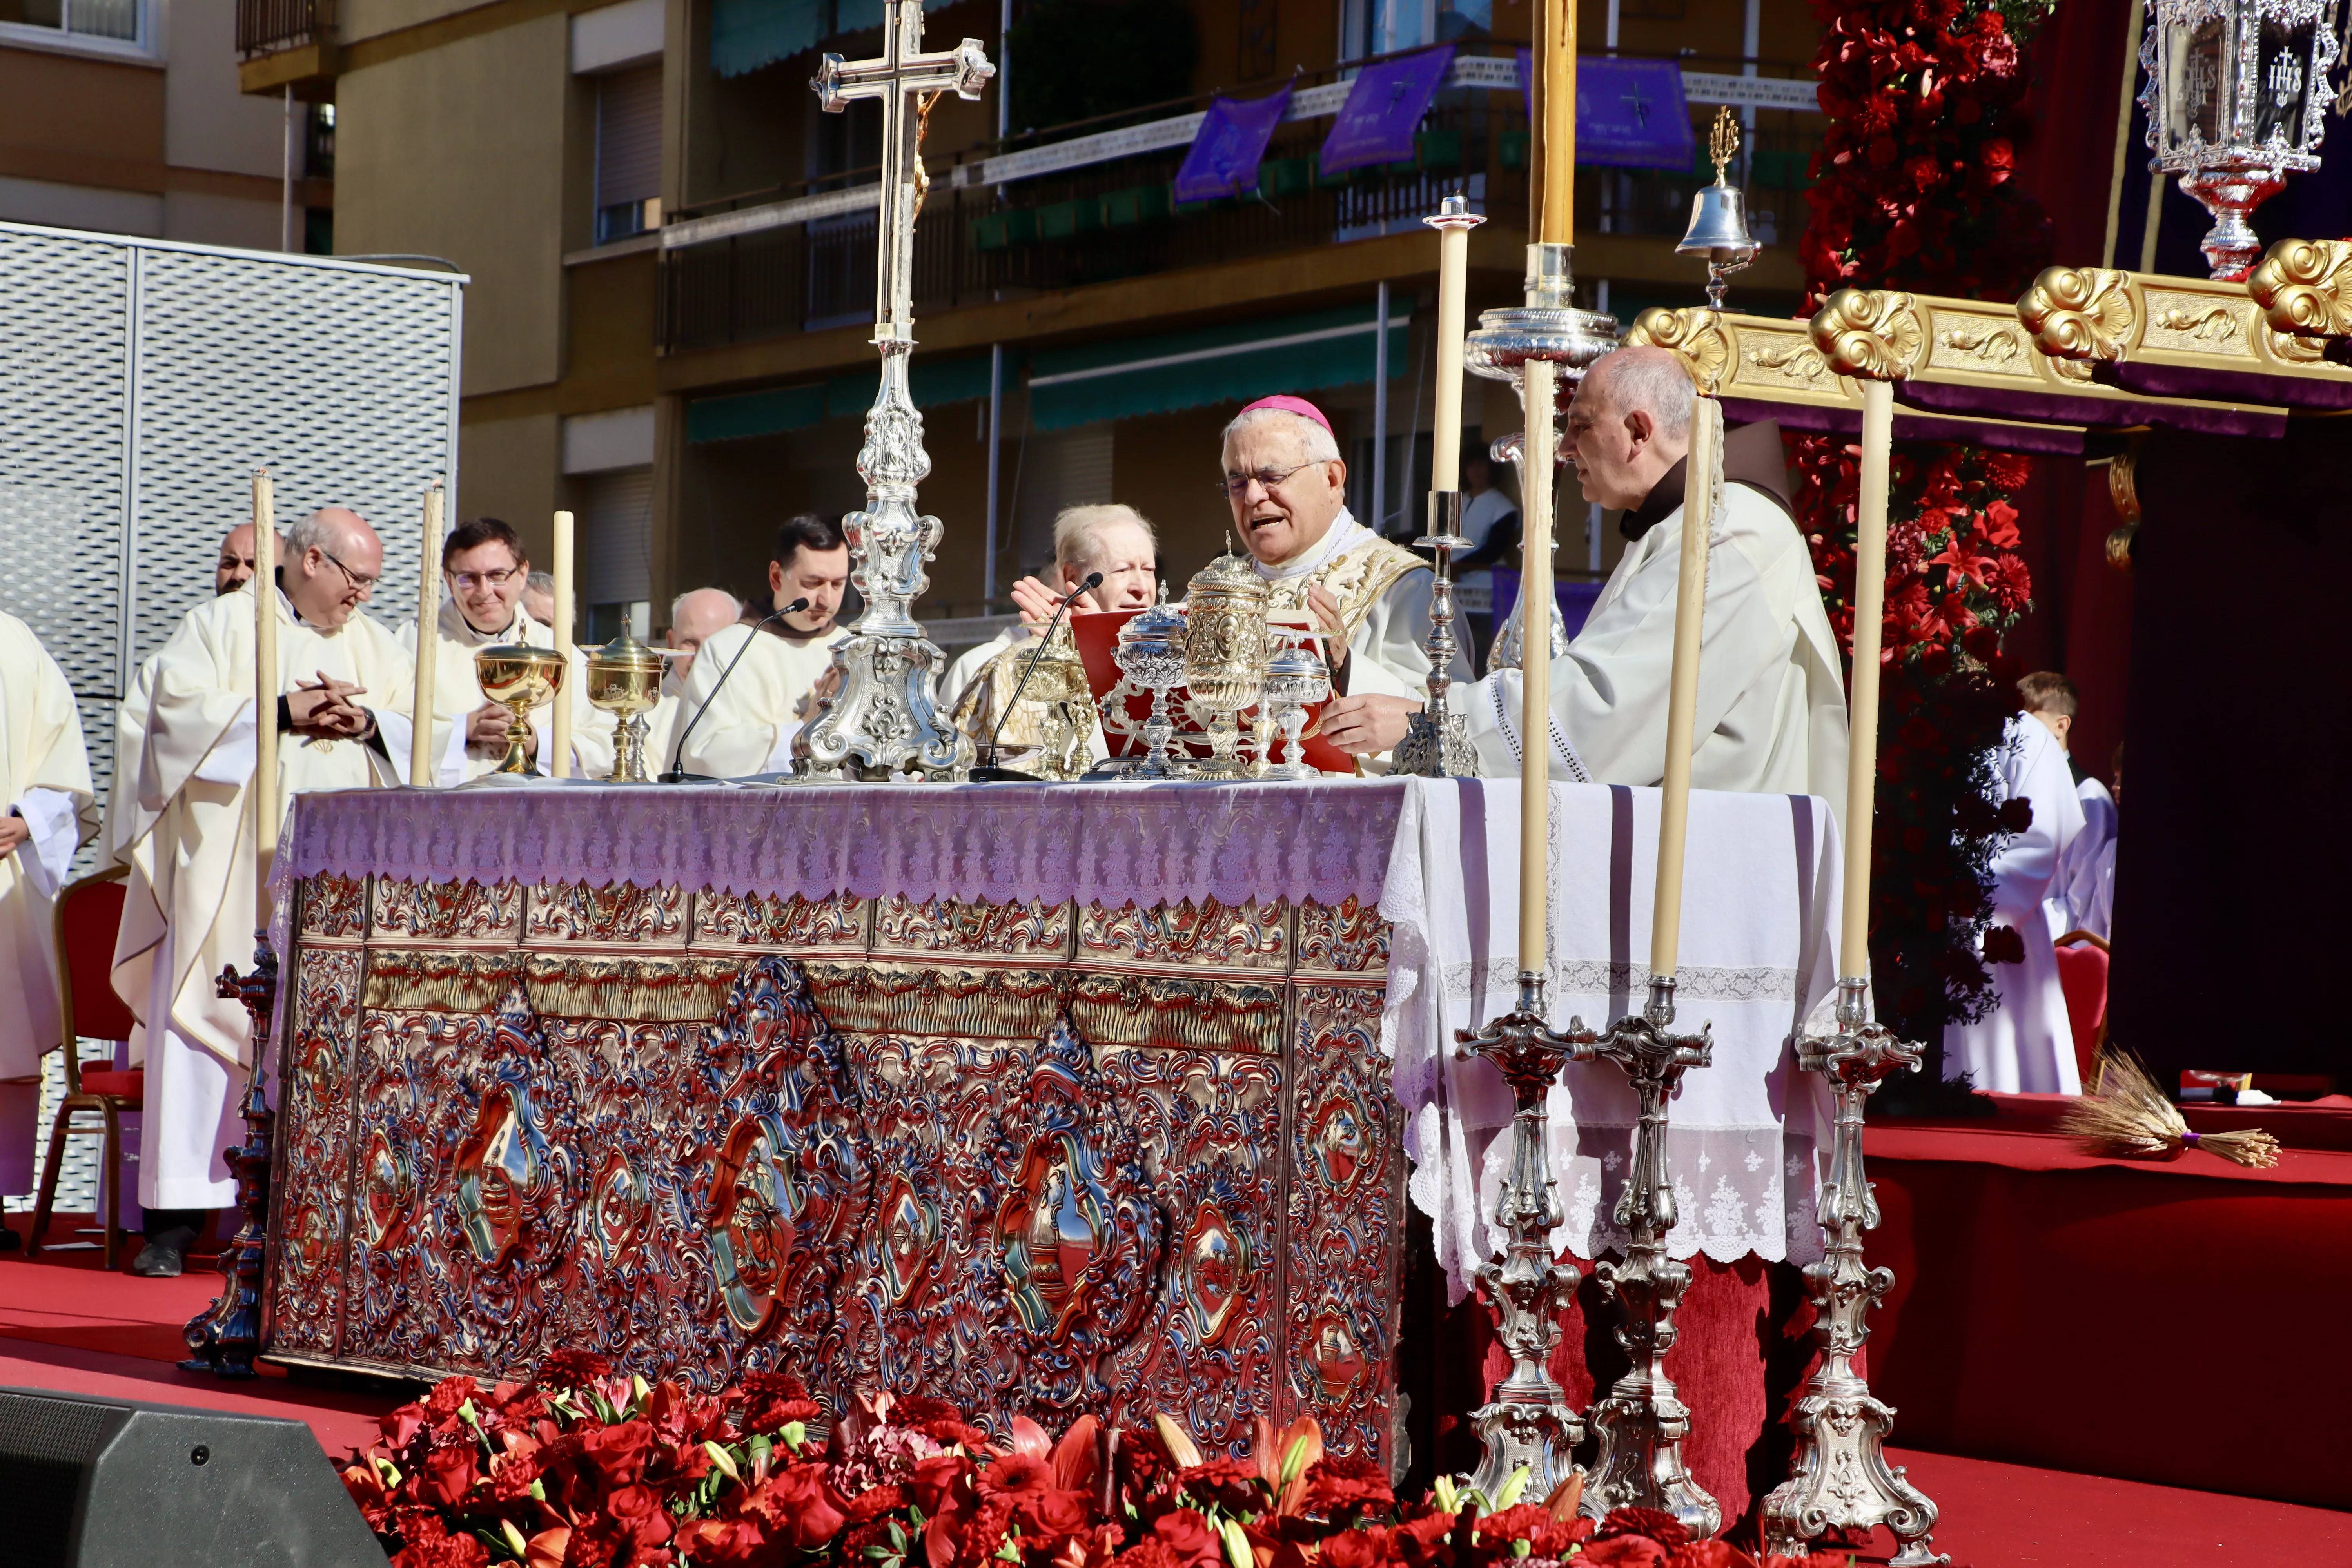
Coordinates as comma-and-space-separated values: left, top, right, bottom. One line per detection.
1679, 108, 1758, 311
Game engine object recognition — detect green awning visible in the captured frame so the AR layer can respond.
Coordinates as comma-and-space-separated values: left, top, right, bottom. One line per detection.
686, 354, 994, 444
1025, 303, 1410, 433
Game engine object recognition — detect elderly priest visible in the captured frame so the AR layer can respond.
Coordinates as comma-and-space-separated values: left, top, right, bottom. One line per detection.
112, 506, 419, 1277
673, 515, 850, 777
404, 515, 613, 782
1321, 347, 1847, 801
1221, 396, 1467, 704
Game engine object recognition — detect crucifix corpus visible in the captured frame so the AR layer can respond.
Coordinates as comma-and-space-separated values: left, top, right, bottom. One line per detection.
797, 0, 993, 780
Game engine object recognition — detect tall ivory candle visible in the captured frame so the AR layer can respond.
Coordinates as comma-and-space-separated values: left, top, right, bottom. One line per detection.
1517, 360, 1559, 977
410, 483, 442, 787
251, 468, 277, 928
1841, 381, 1894, 982
1430, 210, 1472, 503
1648, 393, 1719, 981
1539, 0, 1576, 244
550, 509, 574, 778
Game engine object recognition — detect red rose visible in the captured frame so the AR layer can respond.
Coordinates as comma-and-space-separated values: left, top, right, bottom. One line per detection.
414, 1443, 481, 1510
1022, 1487, 1095, 1537
380, 1404, 427, 1452
1153, 1510, 1225, 1568
765, 1460, 850, 1549
606, 1483, 676, 1549
910, 1452, 976, 1516
579, 1420, 657, 1487
1179, 1457, 1266, 1512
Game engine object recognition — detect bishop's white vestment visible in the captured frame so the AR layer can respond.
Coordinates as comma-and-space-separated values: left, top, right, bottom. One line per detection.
401, 599, 614, 783
1253, 509, 1466, 704
1944, 713, 2087, 1094
0, 613, 95, 1196
673, 619, 845, 777
1457, 481, 1849, 806
113, 581, 416, 1209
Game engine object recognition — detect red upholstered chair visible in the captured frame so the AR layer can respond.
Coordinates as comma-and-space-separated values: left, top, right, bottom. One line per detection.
29, 865, 141, 1268
2052, 929, 2111, 1090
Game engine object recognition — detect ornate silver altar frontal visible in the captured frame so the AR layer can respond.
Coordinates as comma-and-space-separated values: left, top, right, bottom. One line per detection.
0, 224, 461, 838
2141, 0, 2339, 278
797, 0, 993, 780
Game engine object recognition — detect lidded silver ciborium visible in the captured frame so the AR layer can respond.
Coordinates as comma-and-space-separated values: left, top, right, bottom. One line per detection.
1181, 549, 1270, 778
1114, 584, 1189, 780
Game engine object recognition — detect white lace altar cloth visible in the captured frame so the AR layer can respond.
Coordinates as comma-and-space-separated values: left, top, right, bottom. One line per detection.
273, 778, 1407, 914
1379, 779, 1841, 1300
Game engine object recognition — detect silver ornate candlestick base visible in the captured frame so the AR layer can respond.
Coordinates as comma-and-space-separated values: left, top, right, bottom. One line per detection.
1762, 977, 1945, 1566
1568, 975, 1720, 1539
1394, 490, 1477, 778
1455, 971, 1587, 1499
182, 934, 276, 1379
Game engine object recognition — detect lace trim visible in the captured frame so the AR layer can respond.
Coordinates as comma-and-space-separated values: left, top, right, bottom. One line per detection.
1435, 956, 1800, 1004
1487, 678, 1590, 783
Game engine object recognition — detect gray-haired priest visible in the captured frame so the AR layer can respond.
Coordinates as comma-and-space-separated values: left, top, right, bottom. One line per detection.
1319, 347, 1848, 802
1220, 396, 1470, 714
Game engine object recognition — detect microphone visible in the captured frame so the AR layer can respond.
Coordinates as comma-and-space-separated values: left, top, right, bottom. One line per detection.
971, 572, 1102, 783
661, 597, 811, 782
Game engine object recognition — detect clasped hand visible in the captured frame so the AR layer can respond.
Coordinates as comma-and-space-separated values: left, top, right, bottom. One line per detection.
289, 672, 371, 739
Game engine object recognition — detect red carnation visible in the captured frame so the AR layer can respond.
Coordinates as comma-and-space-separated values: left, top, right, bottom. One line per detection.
390, 1537, 491, 1568
1179, 1457, 1267, 1512
1597, 1510, 1689, 1550
535, 1349, 613, 1389
1304, 1455, 1392, 1517
1577, 1537, 1668, 1567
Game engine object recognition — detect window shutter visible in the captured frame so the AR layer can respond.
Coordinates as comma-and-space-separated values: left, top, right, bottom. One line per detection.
596, 65, 664, 211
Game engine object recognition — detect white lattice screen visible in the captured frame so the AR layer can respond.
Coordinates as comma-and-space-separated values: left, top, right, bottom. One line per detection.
0, 224, 463, 1214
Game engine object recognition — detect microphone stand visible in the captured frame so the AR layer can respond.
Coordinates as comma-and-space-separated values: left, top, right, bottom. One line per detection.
971, 571, 1102, 784
659, 597, 809, 782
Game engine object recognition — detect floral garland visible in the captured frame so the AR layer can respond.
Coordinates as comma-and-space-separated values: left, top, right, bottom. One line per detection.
341, 1356, 1869, 1568
1791, 0, 2055, 1046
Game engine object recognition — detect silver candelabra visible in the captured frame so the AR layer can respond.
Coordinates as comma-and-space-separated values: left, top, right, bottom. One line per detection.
1569, 975, 1720, 1538
1394, 487, 1478, 777
1761, 976, 1945, 1566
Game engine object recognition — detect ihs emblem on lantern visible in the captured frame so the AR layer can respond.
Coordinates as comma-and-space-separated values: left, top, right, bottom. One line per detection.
2141, 0, 2339, 279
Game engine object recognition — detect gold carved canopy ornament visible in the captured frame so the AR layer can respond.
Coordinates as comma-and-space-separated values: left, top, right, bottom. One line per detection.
2019, 252, 2352, 384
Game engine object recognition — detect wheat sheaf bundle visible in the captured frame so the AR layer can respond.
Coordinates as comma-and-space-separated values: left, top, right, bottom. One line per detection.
2062, 1047, 2282, 1169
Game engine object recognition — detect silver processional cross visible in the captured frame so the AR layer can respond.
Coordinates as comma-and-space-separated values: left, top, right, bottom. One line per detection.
797, 0, 992, 780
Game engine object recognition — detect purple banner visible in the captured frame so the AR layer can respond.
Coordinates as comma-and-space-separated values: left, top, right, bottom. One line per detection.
1174, 83, 1295, 203
1319, 46, 1455, 176
1516, 51, 1696, 171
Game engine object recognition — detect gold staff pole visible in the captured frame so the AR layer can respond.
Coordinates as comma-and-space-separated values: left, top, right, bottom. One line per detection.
251, 469, 277, 923
550, 509, 575, 778
410, 483, 442, 787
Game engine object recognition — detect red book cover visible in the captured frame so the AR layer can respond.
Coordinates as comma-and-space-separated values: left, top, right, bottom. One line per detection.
1068, 608, 1354, 774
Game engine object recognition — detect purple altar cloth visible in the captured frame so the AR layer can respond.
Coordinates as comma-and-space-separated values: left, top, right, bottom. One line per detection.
272, 779, 1408, 913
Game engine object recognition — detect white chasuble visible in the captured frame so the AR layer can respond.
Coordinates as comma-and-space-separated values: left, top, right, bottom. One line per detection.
0, 614, 96, 1195
400, 599, 616, 784
673, 620, 845, 778
103, 650, 161, 866
113, 583, 415, 1209
1944, 714, 2087, 1094
1459, 483, 1849, 808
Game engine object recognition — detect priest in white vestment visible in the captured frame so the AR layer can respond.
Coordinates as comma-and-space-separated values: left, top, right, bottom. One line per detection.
673, 515, 850, 778
1219, 397, 1466, 712
2017, 671, 2116, 938
1320, 347, 1848, 805
944, 504, 1157, 771
401, 515, 612, 783
1944, 710, 2087, 1094
0, 613, 96, 1206
641, 588, 742, 777
112, 506, 418, 1276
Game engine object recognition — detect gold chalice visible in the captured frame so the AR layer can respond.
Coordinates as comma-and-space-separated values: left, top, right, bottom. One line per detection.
1182, 550, 1270, 779
474, 644, 566, 775
583, 629, 666, 782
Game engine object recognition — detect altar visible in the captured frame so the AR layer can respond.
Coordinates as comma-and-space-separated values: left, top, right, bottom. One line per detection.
258, 777, 1839, 1477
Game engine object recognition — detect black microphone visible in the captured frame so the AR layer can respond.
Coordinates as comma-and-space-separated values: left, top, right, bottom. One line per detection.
971, 572, 1102, 783
661, 597, 810, 782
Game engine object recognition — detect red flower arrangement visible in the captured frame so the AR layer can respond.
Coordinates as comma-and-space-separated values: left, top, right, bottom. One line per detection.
1790, 0, 2057, 1051
342, 1359, 1869, 1568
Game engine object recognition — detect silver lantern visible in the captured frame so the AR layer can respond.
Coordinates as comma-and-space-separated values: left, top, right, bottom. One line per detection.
2141, 0, 2339, 279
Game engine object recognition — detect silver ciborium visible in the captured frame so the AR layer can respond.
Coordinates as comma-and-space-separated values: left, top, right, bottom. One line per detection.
1259, 630, 1330, 779
583, 627, 666, 782
1181, 549, 1270, 778
1115, 584, 1189, 779
474, 644, 567, 776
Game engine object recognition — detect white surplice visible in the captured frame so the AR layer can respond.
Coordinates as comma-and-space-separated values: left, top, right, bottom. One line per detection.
0, 613, 96, 1196
1944, 713, 2088, 1094
673, 619, 845, 778
401, 599, 615, 783
2046, 774, 2116, 938
1457, 484, 1849, 811
113, 581, 414, 1209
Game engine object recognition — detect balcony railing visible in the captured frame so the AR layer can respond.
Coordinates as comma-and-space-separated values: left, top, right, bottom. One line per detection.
657, 59, 1821, 355
238, 0, 329, 57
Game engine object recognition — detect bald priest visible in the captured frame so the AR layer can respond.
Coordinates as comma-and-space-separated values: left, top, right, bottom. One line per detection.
1322, 348, 1848, 804
113, 506, 420, 1277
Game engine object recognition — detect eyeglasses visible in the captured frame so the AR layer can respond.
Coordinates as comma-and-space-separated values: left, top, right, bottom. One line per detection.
1214, 460, 1325, 500
320, 550, 379, 595
447, 565, 522, 590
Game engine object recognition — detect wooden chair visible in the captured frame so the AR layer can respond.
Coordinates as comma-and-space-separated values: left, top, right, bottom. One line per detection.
2052, 928, 2111, 1092
28, 864, 140, 1268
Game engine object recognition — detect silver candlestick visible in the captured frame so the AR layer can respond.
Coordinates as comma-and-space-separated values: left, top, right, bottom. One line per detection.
1762, 977, 1945, 1566
1568, 975, 1720, 1538
1393, 489, 1478, 777
795, 0, 993, 780
1455, 972, 1586, 1500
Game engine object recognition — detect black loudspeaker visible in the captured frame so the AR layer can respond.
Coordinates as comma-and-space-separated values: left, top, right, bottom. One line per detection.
0, 1385, 383, 1567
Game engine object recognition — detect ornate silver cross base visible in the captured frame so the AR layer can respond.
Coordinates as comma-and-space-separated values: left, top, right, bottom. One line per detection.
1394, 489, 1477, 778
1570, 975, 1720, 1539
1762, 977, 1945, 1566
181, 934, 276, 1379
1454, 971, 1586, 1499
